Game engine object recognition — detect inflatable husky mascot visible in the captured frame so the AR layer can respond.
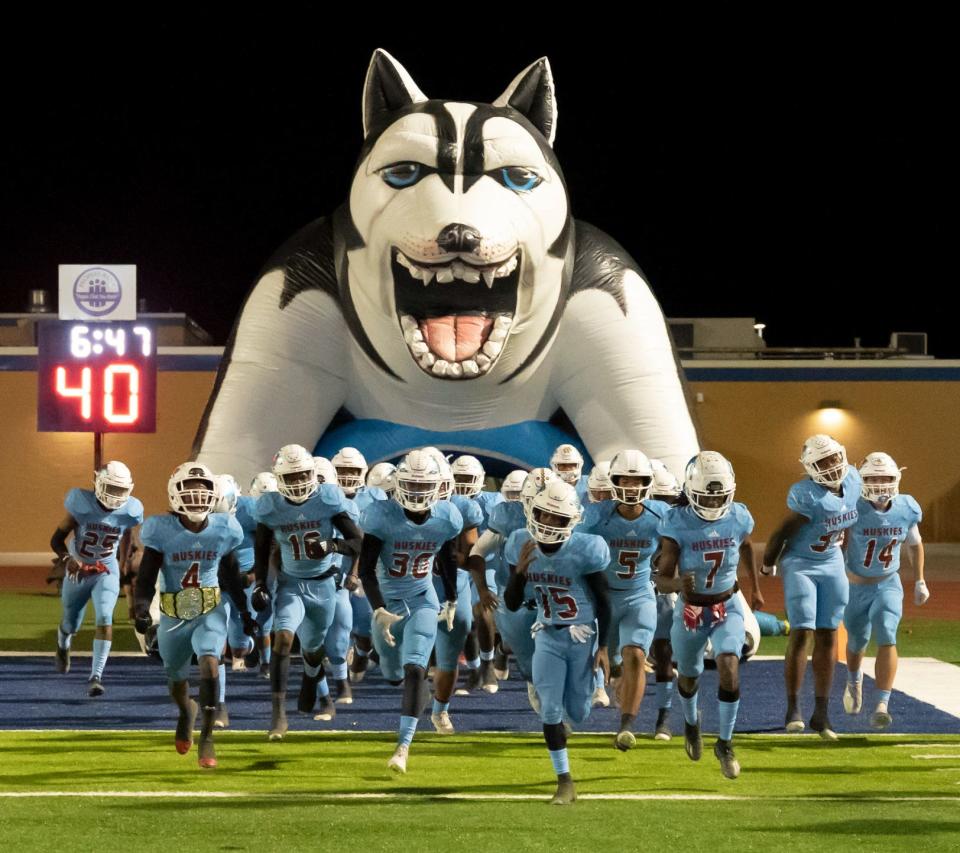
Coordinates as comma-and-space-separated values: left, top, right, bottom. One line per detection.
194, 49, 699, 481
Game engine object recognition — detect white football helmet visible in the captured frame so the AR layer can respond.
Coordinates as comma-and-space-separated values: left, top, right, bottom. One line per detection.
249, 471, 278, 498
527, 480, 582, 544
272, 444, 318, 503
684, 451, 736, 521
213, 473, 241, 514
94, 461, 133, 510
521, 467, 557, 516
550, 444, 584, 485
500, 469, 528, 502
168, 462, 218, 522
313, 456, 339, 488
609, 449, 654, 505
649, 461, 682, 502
366, 462, 397, 496
395, 450, 444, 512
859, 452, 903, 503
332, 447, 368, 496
451, 455, 485, 497
800, 434, 848, 487
587, 461, 614, 503
422, 447, 454, 500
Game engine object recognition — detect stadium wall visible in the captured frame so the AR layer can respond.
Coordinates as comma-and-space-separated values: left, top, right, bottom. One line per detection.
6, 352, 960, 555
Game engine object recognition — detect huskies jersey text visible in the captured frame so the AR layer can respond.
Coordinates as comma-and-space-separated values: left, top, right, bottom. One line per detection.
66, 488, 143, 573
141, 513, 243, 593
782, 468, 861, 563
846, 495, 922, 578
255, 485, 352, 579
580, 499, 670, 591
656, 504, 754, 595
504, 530, 609, 626
361, 500, 463, 601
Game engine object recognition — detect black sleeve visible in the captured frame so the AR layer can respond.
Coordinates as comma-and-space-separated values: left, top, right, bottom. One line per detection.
134, 547, 163, 611
254, 523, 274, 585
503, 566, 526, 612
358, 532, 386, 611
436, 538, 458, 602
217, 551, 248, 613
329, 512, 363, 557
584, 571, 611, 648
50, 526, 71, 560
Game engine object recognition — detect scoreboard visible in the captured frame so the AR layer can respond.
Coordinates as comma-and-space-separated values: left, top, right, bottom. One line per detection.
37, 321, 157, 433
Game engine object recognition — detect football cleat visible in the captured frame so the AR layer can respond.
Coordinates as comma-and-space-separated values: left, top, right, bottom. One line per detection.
843, 680, 863, 715
431, 711, 455, 735
714, 739, 741, 779
175, 699, 198, 754
388, 744, 409, 774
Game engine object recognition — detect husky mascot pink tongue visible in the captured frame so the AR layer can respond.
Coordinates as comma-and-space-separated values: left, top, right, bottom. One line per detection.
193, 49, 699, 482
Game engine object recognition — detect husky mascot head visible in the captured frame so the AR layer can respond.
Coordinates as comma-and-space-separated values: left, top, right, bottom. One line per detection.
346, 50, 571, 383
195, 50, 699, 486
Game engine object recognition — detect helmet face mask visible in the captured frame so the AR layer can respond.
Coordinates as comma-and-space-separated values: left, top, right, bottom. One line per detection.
684, 452, 736, 522
521, 467, 556, 517
213, 474, 240, 514
395, 450, 443, 512
451, 455, 485, 497
500, 469, 527, 502
859, 452, 902, 503
332, 447, 368, 495
249, 472, 278, 498
168, 463, 218, 523
800, 435, 848, 487
587, 461, 613, 503
550, 444, 584, 485
273, 444, 318, 503
526, 480, 581, 544
366, 462, 397, 497
609, 449, 653, 505
94, 461, 133, 510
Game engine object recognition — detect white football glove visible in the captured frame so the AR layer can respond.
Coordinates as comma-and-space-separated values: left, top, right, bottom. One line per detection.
914, 580, 930, 606
530, 621, 547, 638
761, 564, 778, 577
568, 623, 596, 644
437, 600, 457, 631
372, 607, 403, 647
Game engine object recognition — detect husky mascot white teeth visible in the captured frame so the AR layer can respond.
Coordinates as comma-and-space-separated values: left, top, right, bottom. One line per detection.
193, 49, 699, 483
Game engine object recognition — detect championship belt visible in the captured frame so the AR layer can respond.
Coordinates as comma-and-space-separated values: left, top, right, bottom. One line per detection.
160, 587, 221, 619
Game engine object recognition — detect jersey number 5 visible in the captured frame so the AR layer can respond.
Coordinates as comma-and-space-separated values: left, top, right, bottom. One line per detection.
616, 550, 640, 580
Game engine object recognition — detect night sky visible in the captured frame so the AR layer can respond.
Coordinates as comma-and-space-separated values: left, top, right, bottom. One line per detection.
2, 15, 952, 355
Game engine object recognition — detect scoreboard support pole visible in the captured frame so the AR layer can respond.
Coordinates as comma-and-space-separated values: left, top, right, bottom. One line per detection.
94, 432, 103, 472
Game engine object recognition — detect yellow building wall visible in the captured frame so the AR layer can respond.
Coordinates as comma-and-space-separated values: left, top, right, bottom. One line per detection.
8, 371, 960, 552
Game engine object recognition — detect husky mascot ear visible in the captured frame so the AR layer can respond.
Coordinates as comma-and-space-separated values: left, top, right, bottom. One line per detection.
362, 49, 428, 138
493, 58, 557, 147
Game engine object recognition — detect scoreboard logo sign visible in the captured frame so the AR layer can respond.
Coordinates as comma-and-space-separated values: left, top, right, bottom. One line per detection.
58, 264, 137, 321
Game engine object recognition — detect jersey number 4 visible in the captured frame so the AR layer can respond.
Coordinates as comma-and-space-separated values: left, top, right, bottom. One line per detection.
181, 562, 201, 588
534, 585, 578, 620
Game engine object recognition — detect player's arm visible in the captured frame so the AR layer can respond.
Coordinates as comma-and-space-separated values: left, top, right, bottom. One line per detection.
50, 514, 76, 561
357, 533, 387, 611
116, 529, 133, 577
456, 525, 479, 568
328, 512, 363, 557
122, 527, 143, 619
466, 529, 503, 610
133, 547, 163, 631
762, 511, 808, 573
904, 525, 929, 604
503, 540, 537, 611
218, 551, 258, 635
653, 537, 683, 593
738, 533, 764, 610
584, 571, 611, 646
253, 523, 274, 586
436, 538, 459, 602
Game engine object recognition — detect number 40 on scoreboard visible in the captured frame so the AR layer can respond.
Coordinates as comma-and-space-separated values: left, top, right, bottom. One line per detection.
37, 321, 157, 433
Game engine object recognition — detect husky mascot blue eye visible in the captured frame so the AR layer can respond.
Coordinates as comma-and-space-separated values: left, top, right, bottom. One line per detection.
194, 49, 698, 496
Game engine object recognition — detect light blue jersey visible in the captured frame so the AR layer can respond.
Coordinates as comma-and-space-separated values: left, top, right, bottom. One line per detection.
233, 496, 257, 571
504, 530, 609, 626
781, 468, 861, 565
580, 499, 671, 592
352, 486, 387, 514
65, 488, 143, 573
254, 485, 352, 579
656, 504, 754, 595
450, 493, 483, 531
360, 499, 462, 603
140, 513, 244, 592
845, 495, 922, 578
488, 500, 530, 591
474, 490, 504, 533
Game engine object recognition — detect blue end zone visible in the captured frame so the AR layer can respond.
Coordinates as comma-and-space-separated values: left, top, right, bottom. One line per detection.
1, 657, 955, 734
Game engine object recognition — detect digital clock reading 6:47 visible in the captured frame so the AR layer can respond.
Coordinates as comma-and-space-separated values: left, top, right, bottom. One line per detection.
37, 321, 157, 433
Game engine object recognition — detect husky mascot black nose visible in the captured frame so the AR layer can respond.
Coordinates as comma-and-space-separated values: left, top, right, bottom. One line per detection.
437, 224, 482, 254
193, 48, 698, 484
